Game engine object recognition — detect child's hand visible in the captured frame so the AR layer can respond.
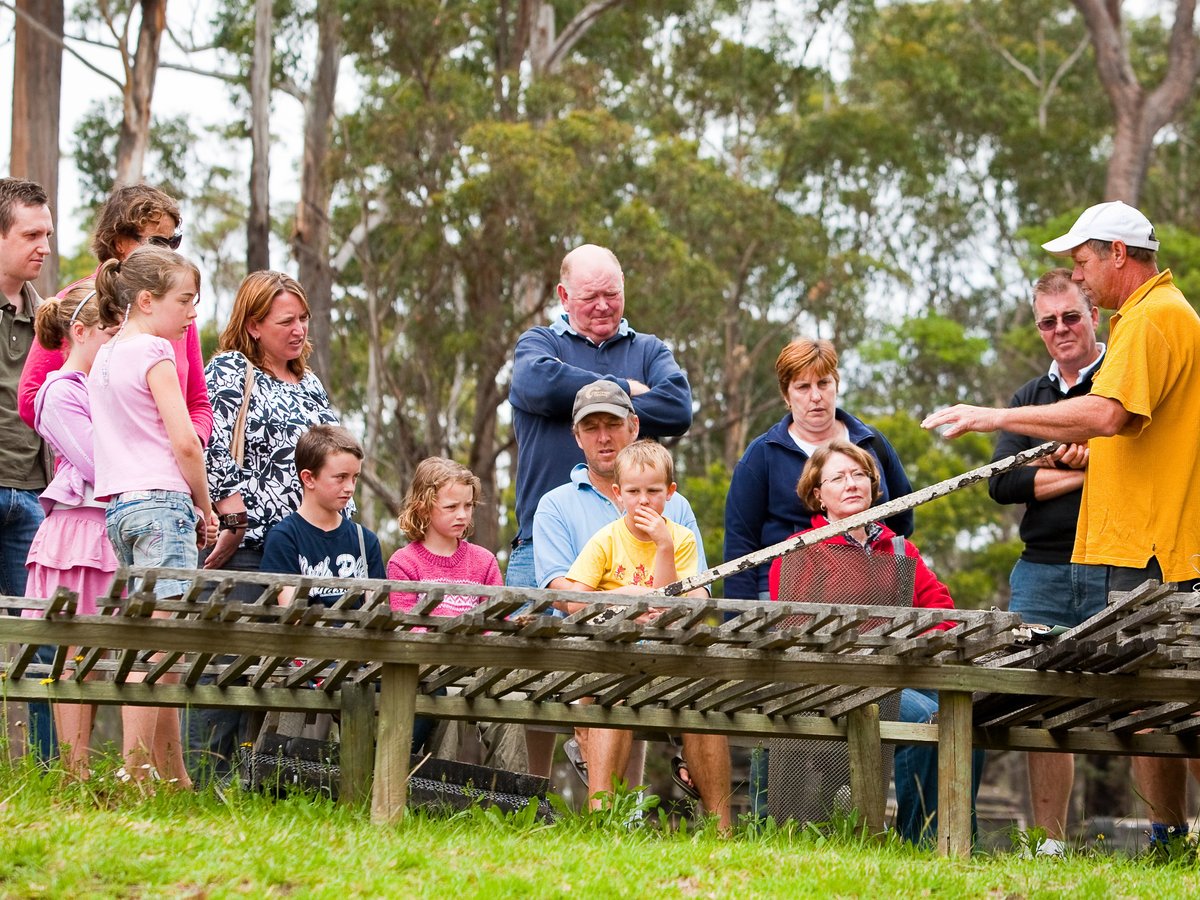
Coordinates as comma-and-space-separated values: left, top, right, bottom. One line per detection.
632, 505, 672, 547
196, 509, 219, 550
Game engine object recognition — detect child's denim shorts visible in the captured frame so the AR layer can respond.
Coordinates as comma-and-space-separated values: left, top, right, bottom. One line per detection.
106, 490, 198, 599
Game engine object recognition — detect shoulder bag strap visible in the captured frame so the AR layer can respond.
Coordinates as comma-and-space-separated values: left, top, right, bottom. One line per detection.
231, 357, 256, 468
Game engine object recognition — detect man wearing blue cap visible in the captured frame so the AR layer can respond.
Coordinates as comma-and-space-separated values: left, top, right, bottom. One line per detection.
923, 200, 1200, 852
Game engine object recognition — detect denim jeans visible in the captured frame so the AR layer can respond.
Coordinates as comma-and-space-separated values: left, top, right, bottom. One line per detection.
1009, 559, 1107, 628
105, 490, 198, 598
505, 538, 536, 588
182, 546, 264, 786
1, 486, 55, 762
0, 486, 42, 596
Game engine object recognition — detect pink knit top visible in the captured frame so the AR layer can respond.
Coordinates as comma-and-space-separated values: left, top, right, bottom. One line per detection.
387, 539, 502, 616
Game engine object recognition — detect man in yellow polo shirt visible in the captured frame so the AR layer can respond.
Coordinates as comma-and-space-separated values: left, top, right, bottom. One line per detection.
922, 200, 1200, 852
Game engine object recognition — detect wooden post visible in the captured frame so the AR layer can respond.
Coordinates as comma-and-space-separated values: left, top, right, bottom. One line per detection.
338, 681, 374, 807
846, 703, 886, 835
370, 663, 419, 824
936, 690, 974, 858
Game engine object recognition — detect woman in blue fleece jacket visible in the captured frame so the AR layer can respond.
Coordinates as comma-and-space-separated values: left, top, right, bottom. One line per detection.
722, 338, 914, 600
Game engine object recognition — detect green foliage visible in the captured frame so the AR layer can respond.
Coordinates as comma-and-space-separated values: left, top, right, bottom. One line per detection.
72, 100, 197, 210
679, 461, 732, 590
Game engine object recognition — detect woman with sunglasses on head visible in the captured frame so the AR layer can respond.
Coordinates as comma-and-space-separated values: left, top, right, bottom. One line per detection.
18, 184, 212, 445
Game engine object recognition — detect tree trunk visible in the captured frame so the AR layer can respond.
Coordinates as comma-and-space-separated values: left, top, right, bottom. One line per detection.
1072, 0, 1199, 205
291, 0, 342, 381
10, 0, 63, 297
114, 0, 166, 187
247, 0, 273, 272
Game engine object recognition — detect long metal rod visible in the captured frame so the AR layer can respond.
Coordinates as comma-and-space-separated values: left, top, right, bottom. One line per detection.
663, 440, 1060, 596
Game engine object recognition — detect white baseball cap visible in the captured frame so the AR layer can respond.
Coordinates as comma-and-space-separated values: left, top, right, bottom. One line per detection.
1042, 200, 1160, 254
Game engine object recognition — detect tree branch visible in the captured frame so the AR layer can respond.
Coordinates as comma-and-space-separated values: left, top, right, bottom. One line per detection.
0, 0, 122, 88
159, 60, 243, 84
542, 0, 626, 73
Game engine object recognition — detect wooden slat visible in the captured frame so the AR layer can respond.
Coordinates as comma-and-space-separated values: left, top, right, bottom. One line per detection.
937, 691, 974, 859
847, 704, 885, 835
371, 663, 418, 824
339, 680, 375, 808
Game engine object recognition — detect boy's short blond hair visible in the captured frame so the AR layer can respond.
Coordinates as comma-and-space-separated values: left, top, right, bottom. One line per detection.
613, 439, 675, 487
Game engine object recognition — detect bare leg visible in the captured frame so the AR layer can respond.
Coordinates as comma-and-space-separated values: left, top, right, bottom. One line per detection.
122, 608, 192, 789
1133, 755, 1187, 825
151, 696, 191, 788
54, 651, 97, 780
587, 728, 633, 809
1027, 752, 1073, 840
1187, 757, 1200, 785
525, 728, 558, 778
54, 701, 96, 780
681, 732, 732, 831
122, 702, 159, 780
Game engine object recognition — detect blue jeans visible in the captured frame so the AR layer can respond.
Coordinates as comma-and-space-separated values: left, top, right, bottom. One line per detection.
506, 538, 536, 588
106, 491, 198, 598
1009, 559, 1107, 628
1, 486, 55, 762
893, 688, 986, 846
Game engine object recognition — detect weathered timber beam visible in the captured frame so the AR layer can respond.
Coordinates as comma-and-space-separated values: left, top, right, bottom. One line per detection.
6, 616, 1200, 703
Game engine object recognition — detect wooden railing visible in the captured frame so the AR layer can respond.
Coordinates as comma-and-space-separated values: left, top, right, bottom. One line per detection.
3, 568, 1198, 857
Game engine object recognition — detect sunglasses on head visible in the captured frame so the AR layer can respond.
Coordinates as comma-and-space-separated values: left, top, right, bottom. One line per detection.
144, 232, 183, 251
1035, 310, 1085, 332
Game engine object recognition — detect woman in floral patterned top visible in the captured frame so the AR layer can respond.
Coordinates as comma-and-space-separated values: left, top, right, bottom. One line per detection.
186, 270, 341, 782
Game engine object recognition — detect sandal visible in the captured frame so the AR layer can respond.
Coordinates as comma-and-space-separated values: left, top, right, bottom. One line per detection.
671, 753, 700, 801
564, 737, 588, 785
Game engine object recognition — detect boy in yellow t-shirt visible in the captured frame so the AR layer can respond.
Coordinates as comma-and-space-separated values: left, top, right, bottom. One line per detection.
563, 440, 731, 830
565, 440, 697, 592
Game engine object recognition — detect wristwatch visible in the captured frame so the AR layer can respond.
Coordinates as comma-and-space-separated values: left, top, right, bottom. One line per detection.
218, 511, 249, 532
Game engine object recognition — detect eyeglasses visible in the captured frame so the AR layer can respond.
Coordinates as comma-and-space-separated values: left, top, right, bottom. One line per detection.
821, 470, 871, 488
144, 232, 183, 251
1035, 311, 1085, 332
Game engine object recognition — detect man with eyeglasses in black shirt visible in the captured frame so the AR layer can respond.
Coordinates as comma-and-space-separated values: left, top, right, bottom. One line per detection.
986, 268, 1106, 856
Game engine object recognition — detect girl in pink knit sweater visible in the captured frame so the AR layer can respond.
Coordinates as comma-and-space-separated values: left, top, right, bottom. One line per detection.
388, 457, 501, 615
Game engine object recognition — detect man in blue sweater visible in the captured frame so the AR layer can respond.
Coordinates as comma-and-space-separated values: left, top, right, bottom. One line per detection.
508, 244, 693, 586
507, 243, 693, 770
987, 268, 1106, 856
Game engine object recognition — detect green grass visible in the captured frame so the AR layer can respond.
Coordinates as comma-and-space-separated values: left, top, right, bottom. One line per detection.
1, 755, 1197, 899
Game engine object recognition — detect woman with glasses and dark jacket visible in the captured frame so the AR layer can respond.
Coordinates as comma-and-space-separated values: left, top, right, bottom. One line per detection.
17, 184, 212, 444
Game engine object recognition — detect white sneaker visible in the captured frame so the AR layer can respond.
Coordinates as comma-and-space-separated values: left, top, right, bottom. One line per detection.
1037, 837, 1066, 857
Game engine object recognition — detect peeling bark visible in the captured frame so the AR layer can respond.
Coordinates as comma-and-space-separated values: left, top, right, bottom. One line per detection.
290, 0, 342, 381
247, 0, 273, 272
113, 0, 167, 187
10, 0, 62, 297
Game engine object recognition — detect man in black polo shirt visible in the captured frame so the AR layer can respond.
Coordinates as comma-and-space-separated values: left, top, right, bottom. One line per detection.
987, 268, 1107, 856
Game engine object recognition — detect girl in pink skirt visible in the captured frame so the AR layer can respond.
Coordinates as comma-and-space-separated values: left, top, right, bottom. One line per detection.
24, 282, 115, 779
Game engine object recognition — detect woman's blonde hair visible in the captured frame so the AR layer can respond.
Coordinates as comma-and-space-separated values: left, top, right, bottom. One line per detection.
34, 280, 100, 350
796, 440, 881, 513
218, 270, 312, 379
398, 457, 482, 542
